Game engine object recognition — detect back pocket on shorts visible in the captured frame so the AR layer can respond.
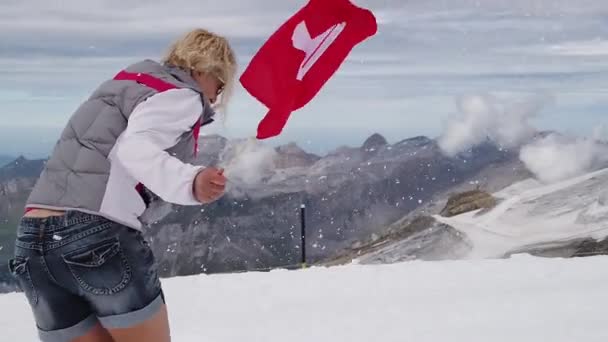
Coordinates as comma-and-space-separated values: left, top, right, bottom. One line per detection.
62, 237, 132, 295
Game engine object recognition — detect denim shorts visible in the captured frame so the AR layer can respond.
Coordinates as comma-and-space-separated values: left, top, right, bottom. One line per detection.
8, 210, 165, 342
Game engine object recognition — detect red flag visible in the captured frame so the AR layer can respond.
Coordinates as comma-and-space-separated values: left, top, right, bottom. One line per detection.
239, 0, 377, 139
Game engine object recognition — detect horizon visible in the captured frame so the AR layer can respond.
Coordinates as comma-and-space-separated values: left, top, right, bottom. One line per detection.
1, 0, 608, 157
0, 131, 430, 161
0, 127, 577, 164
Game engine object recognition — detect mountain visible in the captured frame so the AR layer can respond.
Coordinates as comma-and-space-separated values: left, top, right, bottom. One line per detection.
140, 134, 528, 276
5, 139, 605, 277
0, 156, 45, 182
361, 132, 388, 152
332, 166, 608, 266
274, 142, 321, 169
0, 157, 46, 234
0, 134, 529, 283
0, 156, 46, 290
436, 167, 608, 259
0, 156, 13, 168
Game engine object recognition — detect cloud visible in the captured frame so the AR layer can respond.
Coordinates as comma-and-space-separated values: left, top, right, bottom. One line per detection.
499, 39, 608, 58
438, 91, 608, 184
2, 0, 608, 157
546, 40, 608, 56
438, 93, 550, 156
390, 0, 608, 15
519, 133, 608, 183
0, 0, 303, 41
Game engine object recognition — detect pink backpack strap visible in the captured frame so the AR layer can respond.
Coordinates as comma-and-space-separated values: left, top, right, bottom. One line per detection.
193, 120, 201, 155
113, 70, 178, 92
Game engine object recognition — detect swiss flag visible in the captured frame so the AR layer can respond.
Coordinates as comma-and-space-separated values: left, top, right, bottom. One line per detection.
239, 0, 377, 139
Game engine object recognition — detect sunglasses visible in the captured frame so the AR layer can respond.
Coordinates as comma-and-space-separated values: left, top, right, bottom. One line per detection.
216, 76, 226, 96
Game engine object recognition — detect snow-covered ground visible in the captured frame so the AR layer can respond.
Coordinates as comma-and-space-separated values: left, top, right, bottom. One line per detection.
2, 255, 608, 341
435, 167, 608, 258
4, 169, 608, 341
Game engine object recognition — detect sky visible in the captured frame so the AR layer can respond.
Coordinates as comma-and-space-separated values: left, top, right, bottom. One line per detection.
1, 0, 608, 158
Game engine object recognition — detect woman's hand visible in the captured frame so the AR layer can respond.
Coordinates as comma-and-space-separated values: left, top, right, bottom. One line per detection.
193, 167, 226, 203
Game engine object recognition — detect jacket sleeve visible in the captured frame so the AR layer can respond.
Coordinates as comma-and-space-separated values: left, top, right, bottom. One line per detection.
114, 88, 204, 206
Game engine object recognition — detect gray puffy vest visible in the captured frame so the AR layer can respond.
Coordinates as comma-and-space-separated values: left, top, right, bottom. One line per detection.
26, 59, 215, 229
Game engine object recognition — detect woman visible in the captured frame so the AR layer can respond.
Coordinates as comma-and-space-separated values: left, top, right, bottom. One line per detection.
8, 28, 237, 342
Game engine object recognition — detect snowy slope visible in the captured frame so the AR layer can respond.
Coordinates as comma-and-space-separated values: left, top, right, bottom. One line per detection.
2, 255, 608, 341
434, 167, 608, 258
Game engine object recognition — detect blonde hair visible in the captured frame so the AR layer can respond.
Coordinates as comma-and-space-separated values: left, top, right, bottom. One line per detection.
163, 28, 237, 113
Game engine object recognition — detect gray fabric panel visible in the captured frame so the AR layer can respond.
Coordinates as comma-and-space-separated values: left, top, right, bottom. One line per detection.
27, 59, 211, 224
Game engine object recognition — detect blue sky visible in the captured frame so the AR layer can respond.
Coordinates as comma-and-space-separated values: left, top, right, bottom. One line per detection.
1, 0, 607, 158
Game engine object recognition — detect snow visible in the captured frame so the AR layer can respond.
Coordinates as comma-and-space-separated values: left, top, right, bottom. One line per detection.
3, 255, 608, 341
435, 167, 608, 258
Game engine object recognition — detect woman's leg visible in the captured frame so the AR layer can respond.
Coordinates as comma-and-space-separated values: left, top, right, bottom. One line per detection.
106, 304, 170, 342
73, 323, 115, 342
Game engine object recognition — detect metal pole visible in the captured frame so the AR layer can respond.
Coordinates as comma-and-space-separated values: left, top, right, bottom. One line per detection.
300, 204, 307, 268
